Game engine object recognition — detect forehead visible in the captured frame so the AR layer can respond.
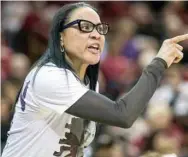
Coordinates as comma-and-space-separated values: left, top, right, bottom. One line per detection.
69, 7, 101, 24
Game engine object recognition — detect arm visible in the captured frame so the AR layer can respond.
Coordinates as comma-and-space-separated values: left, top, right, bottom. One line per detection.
33, 34, 187, 128
66, 58, 167, 128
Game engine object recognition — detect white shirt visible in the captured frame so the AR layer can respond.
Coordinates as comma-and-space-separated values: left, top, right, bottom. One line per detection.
2, 63, 97, 157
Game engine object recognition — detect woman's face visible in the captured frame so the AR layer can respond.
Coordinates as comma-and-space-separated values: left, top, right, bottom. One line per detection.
61, 7, 105, 65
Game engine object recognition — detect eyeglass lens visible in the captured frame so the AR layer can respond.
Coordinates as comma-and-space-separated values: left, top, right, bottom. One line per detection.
79, 21, 108, 35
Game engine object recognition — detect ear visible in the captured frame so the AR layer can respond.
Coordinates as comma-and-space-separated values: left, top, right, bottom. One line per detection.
60, 32, 64, 46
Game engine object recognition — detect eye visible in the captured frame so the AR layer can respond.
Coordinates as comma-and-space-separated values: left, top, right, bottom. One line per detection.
80, 21, 93, 32
82, 24, 90, 30
97, 24, 109, 35
98, 25, 104, 33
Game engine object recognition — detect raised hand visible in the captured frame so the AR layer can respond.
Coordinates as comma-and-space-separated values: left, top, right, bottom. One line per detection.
156, 34, 188, 68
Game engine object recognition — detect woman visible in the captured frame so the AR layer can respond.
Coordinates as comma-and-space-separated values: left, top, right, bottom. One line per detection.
2, 2, 188, 157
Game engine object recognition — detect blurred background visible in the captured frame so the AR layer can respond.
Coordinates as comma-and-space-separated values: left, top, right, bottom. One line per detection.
1, 1, 188, 157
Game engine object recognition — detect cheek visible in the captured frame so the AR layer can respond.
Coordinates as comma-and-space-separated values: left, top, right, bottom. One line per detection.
64, 30, 87, 56
100, 37, 105, 52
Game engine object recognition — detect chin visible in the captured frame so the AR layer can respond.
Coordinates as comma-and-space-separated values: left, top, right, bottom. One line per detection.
89, 60, 100, 65
84, 56, 100, 65
89, 59, 100, 65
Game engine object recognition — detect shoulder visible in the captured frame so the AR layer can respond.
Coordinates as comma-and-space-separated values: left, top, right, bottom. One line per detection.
34, 64, 78, 86
30, 64, 85, 96
30, 64, 89, 109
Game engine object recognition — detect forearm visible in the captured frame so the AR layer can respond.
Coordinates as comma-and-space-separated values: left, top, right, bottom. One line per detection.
66, 58, 167, 128
117, 57, 167, 126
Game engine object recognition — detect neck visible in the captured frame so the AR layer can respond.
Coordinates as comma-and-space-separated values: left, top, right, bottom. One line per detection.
65, 54, 88, 81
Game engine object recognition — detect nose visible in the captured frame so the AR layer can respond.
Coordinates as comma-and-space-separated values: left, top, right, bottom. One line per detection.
89, 28, 101, 40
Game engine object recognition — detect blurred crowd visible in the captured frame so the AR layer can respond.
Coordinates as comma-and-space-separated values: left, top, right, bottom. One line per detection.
1, 1, 188, 157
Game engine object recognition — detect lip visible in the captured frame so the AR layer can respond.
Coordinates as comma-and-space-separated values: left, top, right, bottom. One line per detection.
87, 47, 100, 54
88, 43, 101, 52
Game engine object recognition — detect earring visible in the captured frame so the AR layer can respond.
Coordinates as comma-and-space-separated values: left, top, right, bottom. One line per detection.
60, 45, 65, 52
60, 36, 64, 52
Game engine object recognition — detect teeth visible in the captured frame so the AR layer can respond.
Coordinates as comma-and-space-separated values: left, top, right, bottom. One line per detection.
90, 44, 99, 49
89, 47, 98, 50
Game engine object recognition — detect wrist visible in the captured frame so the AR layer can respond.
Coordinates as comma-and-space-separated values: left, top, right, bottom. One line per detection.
154, 57, 168, 69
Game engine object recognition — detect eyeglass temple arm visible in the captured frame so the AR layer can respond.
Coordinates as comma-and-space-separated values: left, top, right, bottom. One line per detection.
60, 20, 80, 31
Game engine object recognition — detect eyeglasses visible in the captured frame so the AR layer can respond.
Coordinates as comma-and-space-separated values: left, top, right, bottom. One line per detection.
61, 19, 109, 35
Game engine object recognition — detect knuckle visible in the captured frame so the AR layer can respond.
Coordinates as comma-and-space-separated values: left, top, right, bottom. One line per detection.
180, 52, 183, 57
164, 39, 169, 43
164, 39, 172, 45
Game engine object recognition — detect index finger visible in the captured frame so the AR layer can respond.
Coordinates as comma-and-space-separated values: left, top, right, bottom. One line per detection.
171, 34, 188, 43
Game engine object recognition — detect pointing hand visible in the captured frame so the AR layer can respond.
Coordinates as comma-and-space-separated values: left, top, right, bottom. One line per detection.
156, 34, 188, 68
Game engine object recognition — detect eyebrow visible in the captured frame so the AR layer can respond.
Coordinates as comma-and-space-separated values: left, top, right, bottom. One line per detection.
75, 19, 102, 25
86, 21, 102, 25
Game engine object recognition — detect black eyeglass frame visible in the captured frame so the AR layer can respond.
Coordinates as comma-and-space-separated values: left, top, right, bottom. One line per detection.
61, 19, 109, 35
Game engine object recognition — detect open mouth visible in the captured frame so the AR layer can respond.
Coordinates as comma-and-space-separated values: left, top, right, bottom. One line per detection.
88, 44, 100, 54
